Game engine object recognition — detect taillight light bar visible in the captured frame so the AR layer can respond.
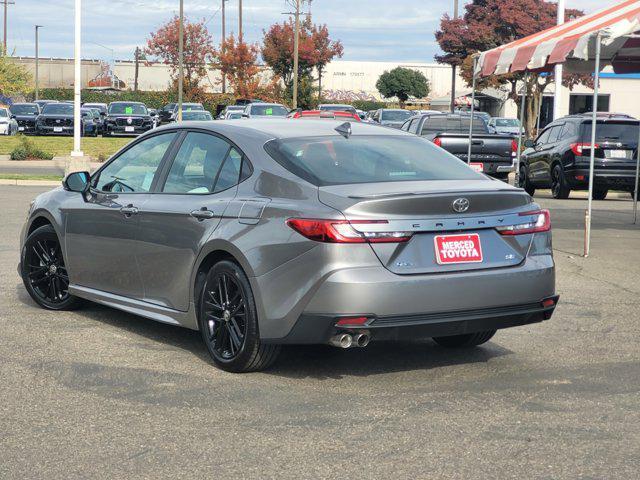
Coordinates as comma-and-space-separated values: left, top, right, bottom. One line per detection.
286, 218, 412, 243
570, 142, 599, 156
511, 139, 518, 157
496, 209, 551, 235
433, 137, 442, 147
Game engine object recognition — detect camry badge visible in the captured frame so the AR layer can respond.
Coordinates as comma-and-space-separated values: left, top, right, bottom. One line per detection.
452, 198, 470, 213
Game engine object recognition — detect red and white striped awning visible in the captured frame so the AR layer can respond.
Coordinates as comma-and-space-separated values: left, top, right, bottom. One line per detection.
477, 0, 640, 76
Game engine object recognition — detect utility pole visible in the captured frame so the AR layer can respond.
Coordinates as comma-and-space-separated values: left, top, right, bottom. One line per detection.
238, 0, 242, 40
450, 0, 458, 113
2, 0, 15, 56
292, 0, 300, 109
553, 0, 565, 120
35, 25, 42, 100
177, 0, 184, 121
221, 0, 227, 93
134, 46, 140, 92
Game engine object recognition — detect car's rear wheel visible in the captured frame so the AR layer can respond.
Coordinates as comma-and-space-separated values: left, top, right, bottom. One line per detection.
21, 224, 82, 310
433, 330, 496, 348
199, 260, 280, 373
551, 164, 571, 199
519, 165, 535, 196
592, 189, 608, 200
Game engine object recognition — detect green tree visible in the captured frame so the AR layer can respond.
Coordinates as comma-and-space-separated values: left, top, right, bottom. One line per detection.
375, 67, 429, 106
0, 55, 32, 97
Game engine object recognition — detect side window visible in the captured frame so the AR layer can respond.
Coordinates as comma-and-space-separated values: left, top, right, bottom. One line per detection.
408, 118, 420, 134
94, 132, 176, 192
560, 122, 576, 139
536, 128, 552, 145
213, 148, 243, 193
547, 125, 563, 143
162, 132, 231, 194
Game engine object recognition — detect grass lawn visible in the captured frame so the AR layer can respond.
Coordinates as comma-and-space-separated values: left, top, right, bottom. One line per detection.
0, 173, 63, 181
0, 136, 131, 160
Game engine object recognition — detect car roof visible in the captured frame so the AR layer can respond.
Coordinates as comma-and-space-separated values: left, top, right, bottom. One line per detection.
249, 102, 285, 107
11, 102, 38, 106
152, 118, 413, 141
110, 101, 145, 105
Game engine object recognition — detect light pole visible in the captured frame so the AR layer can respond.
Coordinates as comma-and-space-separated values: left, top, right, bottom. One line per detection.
221, 0, 228, 94
2, 0, 15, 56
71, 0, 82, 157
292, 0, 300, 109
238, 0, 242, 40
35, 25, 42, 101
177, 0, 184, 122
450, 0, 458, 113
553, 0, 565, 119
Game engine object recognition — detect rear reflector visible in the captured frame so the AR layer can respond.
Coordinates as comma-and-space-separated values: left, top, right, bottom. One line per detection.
433, 137, 442, 147
335, 316, 369, 327
286, 218, 412, 243
542, 298, 556, 308
496, 209, 551, 235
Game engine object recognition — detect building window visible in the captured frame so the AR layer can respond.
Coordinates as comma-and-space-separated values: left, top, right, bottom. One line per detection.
569, 94, 610, 114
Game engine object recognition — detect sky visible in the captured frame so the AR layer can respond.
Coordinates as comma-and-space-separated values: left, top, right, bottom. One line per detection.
7, 0, 620, 63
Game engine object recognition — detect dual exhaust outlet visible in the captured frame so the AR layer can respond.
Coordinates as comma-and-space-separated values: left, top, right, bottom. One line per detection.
329, 331, 370, 349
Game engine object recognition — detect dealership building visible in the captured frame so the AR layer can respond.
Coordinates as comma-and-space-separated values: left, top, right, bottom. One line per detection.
12, 56, 640, 125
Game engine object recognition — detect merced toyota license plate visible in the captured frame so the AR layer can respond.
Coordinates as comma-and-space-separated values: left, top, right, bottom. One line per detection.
125, 126, 135, 132
434, 233, 483, 265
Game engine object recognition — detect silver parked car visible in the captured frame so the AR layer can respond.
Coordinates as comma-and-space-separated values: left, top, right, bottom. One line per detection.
19, 120, 558, 372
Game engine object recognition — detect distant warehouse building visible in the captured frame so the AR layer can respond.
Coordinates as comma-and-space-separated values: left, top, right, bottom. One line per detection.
12, 57, 640, 122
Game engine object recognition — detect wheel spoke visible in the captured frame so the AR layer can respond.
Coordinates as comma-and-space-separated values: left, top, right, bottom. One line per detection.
227, 324, 237, 355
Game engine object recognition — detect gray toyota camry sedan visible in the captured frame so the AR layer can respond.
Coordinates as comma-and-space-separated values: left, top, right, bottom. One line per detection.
19, 119, 558, 372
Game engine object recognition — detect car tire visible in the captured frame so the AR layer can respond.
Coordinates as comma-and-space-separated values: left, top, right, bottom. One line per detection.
199, 260, 280, 373
592, 189, 608, 200
551, 164, 571, 199
519, 165, 536, 196
432, 330, 496, 348
21, 224, 83, 311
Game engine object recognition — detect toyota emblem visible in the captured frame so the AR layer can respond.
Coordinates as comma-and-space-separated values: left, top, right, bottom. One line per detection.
452, 198, 470, 213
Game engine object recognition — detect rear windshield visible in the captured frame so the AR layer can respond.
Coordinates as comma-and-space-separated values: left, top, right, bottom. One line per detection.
320, 105, 357, 114
422, 116, 487, 135
381, 110, 412, 122
250, 105, 288, 116
42, 103, 74, 115
181, 104, 204, 111
109, 103, 147, 115
495, 119, 519, 127
183, 111, 212, 121
10, 104, 39, 115
264, 135, 483, 186
580, 122, 639, 143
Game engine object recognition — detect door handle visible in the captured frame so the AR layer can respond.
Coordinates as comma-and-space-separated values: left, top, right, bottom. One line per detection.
190, 208, 215, 220
120, 205, 139, 216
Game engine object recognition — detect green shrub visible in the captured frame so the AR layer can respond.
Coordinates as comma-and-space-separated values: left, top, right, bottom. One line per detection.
10, 136, 53, 160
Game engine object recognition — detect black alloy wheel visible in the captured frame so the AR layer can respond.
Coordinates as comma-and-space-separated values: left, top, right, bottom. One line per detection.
21, 225, 82, 310
551, 164, 571, 199
199, 260, 280, 372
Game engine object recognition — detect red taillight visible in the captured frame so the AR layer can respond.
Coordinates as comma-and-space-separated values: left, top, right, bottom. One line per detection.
335, 316, 369, 327
570, 142, 599, 156
433, 137, 442, 147
286, 218, 412, 243
511, 139, 518, 157
496, 209, 551, 235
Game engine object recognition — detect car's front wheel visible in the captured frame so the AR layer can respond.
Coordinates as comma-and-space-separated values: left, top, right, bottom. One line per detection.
519, 165, 535, 196
433, 330, 496, 348
21, 224, 83, 310
592, 189, 608, 200
199, 260, 280, 373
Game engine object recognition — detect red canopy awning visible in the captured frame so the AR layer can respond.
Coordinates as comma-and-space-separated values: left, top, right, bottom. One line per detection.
477, 0, 640, 76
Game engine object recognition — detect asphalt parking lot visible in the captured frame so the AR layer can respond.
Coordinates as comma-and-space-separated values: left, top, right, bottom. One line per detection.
1, 185, 639, 479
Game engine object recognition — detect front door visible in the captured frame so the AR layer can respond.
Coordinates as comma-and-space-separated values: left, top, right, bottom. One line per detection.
64, 131, 178, 299
135, 131, 246, 311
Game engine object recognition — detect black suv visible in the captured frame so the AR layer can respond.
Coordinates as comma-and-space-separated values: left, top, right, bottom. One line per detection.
104, 101, 154, 136
520, 113, 639, 199
9, 103, 40, 134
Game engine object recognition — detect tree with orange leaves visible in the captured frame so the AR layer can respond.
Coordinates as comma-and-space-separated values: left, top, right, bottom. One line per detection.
145, 16, 214, 97
216, 35, 263, 99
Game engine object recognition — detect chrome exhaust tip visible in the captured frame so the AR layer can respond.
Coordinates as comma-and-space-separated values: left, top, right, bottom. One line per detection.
329, 333, 353, 349
353, 333, 370, 348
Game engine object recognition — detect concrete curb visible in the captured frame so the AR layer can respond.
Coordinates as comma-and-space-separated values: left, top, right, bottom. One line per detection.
0, 179, 60, 186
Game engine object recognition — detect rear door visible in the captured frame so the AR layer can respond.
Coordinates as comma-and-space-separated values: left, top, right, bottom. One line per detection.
527, 127, 552, 182
134, 130, 246, 311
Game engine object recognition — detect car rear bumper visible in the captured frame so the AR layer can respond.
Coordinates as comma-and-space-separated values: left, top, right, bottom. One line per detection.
259, 253, 556, 344
274, 296, 559, 344
565, 167, 639, 190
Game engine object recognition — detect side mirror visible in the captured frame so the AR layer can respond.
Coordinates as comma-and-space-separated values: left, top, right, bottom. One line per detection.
63, 171, 90, 193
524, 139, 535, 148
